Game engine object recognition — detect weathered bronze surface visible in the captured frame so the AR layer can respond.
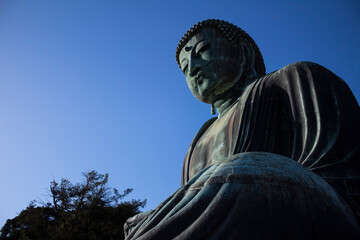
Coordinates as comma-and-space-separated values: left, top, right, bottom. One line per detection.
125, 19, 360, 239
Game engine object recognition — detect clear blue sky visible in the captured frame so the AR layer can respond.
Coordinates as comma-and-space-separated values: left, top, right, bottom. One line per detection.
1, 0, 359, 227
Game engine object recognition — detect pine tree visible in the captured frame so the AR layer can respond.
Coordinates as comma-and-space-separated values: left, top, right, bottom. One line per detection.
0, 171, 146, 240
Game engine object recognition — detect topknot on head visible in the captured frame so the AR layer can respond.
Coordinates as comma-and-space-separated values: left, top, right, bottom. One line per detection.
175, 19, 266, 76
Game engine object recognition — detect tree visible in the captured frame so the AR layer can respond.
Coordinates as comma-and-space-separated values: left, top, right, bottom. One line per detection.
0, 171, 146, 240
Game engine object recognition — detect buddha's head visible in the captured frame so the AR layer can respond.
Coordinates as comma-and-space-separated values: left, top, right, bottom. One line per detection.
176, 19, 265, 104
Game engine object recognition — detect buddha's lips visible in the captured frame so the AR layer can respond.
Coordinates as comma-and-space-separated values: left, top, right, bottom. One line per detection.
195, 73, 205, 85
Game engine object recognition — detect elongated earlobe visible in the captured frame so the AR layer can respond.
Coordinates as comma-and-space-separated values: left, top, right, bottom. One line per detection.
211, 103, 216, 115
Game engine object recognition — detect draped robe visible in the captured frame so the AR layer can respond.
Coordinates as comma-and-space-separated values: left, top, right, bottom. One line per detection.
125, 62, 360, 239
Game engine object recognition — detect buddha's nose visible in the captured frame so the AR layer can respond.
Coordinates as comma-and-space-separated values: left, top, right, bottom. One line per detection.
188, 54, 202, 77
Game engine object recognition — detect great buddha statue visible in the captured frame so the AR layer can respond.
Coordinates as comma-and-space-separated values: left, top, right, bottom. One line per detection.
124, 19, 360, 239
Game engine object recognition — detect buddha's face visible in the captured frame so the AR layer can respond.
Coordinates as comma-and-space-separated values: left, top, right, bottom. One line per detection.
179, 28, 246, 104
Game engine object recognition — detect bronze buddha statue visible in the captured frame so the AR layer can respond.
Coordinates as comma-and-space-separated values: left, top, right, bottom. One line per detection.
125, 19, 360, 240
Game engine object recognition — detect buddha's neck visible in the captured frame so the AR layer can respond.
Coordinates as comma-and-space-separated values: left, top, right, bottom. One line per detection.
214, 75, 259, 116
214, 91, 242, 116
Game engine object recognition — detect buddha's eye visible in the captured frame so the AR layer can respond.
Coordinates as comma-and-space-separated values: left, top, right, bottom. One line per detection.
180, 58, 189, 74
182, 64, 188, 74
196, 43, 211, 55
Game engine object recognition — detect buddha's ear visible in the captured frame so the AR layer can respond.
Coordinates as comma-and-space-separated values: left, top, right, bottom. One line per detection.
239, 39, 257, 80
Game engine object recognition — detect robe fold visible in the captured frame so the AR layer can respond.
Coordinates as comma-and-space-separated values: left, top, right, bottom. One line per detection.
125, 62, 360, 239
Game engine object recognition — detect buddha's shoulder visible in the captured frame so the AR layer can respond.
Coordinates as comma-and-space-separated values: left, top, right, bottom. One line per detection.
258, 61, 338, 89
277, 61, 325, 72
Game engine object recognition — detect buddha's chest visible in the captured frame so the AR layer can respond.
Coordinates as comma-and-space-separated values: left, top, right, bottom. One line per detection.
188, 103, 240, 179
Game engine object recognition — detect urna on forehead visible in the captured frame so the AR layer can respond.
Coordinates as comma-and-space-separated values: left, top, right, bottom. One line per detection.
191, 28, 219, 42
180, 28, 224, 53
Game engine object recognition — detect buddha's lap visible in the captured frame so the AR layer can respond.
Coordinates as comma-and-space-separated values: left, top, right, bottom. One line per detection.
126, 152, 360, 239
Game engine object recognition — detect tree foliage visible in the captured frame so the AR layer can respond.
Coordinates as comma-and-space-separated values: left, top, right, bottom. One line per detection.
0, 171, 146, 240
